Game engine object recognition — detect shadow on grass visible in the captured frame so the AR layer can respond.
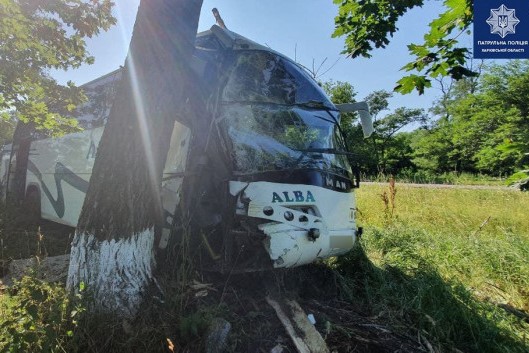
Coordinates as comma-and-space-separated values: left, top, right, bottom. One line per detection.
334, 242, 529, 353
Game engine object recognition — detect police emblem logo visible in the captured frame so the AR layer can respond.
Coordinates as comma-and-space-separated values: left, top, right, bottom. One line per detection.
486, 4, 520, 38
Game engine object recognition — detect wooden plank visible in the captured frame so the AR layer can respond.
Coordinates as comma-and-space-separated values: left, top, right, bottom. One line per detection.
266, 296, 330, 353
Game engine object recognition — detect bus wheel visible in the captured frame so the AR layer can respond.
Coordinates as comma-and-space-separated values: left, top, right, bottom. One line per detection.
24, 187, 41, 225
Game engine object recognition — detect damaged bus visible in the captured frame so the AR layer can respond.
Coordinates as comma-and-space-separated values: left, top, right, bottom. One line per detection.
1, 25, 373, 271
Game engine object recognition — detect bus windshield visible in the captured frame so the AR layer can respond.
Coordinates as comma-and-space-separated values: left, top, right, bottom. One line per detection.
218, 50, 352, 178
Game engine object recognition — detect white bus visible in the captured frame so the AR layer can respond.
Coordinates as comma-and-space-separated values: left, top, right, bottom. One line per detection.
3, 26, 372, 271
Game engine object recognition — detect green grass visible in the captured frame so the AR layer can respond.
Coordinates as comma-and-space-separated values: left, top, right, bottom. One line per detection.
357, 184, 529, 308
335, 183, 529, 352
365, 171, 507, 186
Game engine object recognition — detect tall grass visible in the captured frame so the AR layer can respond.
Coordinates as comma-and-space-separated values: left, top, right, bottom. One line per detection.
336, 184, 529, 352
364, 171, 507, 186
357, 184, 529, 308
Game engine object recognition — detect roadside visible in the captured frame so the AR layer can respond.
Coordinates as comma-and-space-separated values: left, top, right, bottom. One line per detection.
363, 181, 518, 191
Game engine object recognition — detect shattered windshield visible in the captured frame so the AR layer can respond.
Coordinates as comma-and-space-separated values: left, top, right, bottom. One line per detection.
222, 50, 334, 107
218, 51, 352, 178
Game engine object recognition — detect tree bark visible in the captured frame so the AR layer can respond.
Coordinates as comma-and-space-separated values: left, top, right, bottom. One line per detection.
10, 122, 34, 202
67, 0, 203, 317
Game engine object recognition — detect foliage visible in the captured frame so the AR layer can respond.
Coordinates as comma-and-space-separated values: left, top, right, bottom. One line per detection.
379, 132, 416, 174
0, 275, 83, 352
0, 202, 219, 353
364, 89, 427, 174
332, 0, 424, 58
364, 90, 391, 118
332, 0, 476, 94
506, 169, 529, 191
0, 0, 115, 134
324, 60, 529, 180
371, 105, 427, 173
506, 170, 529, 185
323, 83, 428, 174
413, 61, 529, 176
321, 79, 357, 127
0, 118, 14, 146
322, 80, 378, 171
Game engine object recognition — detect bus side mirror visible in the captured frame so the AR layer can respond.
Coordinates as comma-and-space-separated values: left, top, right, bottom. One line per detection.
335, 102, 374, 138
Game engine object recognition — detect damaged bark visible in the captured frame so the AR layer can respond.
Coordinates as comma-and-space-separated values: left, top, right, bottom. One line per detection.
67, 0, 203, 317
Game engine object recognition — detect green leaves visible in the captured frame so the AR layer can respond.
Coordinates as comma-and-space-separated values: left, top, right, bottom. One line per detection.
0, 274, 83, 352
0, 0, 115, 133
413, 61, 529, 175
395, 75, 432, 95
333, 0, 424, 58
396, 0, 475, 94
333, 0, 476, 95
321, 79, 358, 129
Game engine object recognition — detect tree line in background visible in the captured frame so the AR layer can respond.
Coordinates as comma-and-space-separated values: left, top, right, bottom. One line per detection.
324, 60, 529, 181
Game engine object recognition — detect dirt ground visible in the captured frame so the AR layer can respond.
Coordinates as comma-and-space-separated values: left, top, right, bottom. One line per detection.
178, 267, 427, 353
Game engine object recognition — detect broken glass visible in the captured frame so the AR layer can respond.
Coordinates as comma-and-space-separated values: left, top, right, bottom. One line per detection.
217, 50, 351, 177
222, 51, 333, 108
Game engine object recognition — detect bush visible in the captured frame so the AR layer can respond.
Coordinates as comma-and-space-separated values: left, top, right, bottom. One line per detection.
506, 169, 529, 191
0, 274, 83, 353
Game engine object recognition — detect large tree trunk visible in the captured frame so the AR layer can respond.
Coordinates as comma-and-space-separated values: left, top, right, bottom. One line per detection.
67, 0, 203, 317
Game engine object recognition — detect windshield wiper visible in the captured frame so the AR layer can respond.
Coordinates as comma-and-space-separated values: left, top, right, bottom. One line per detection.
294, 148, 358, 158
295, 100, 337, 111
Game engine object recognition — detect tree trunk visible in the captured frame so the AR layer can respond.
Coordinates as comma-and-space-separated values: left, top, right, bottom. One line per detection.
67, 0, 203, 318
10, 122, 34, 203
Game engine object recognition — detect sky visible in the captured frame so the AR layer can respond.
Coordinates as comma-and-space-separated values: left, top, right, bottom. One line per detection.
52, 0, 453, 114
